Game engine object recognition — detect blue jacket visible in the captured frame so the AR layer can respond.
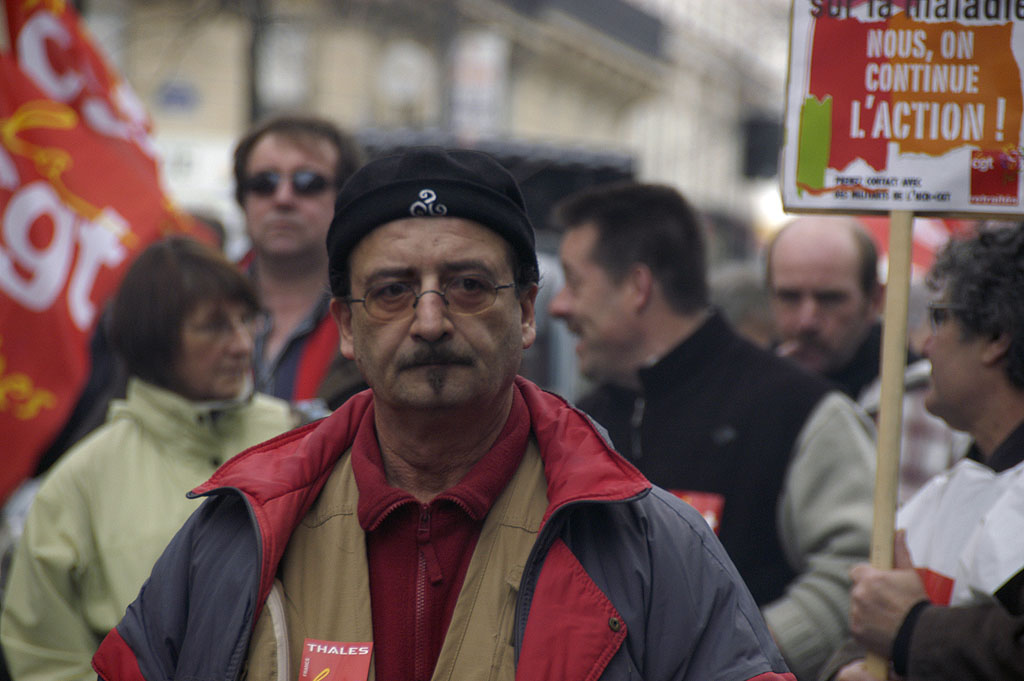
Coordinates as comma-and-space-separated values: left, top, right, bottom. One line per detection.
93, 378, 794, 681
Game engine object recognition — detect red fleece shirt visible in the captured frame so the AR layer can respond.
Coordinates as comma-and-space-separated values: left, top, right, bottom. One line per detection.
353, 387, 529, 681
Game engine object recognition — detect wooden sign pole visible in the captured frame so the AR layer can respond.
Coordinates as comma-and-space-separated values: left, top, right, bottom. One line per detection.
864, 209, 915, 679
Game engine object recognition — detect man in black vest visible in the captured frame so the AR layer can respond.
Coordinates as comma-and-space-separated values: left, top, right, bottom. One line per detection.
548, 182, 876, 681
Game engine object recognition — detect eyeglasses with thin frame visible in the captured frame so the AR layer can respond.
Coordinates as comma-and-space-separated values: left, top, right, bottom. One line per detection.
243, 170, 333, 197
348, 276, 515, 321
927, 302, 965, 333
185, 310, 269, 342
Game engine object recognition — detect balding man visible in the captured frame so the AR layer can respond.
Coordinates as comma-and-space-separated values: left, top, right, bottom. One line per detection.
766, 216, 969, 502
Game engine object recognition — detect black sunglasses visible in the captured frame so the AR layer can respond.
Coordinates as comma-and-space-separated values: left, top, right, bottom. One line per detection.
243, 170, 332, 197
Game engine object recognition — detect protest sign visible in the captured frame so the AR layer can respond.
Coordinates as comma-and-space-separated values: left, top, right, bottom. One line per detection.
782, 0, 1024, 215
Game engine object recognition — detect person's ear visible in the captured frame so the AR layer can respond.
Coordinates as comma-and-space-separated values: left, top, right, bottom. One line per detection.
981, 331, 1011, 367
519, 284, 539, 350
331, 298, 356, 360
627, 264, 655, 310
870, 282, 886, 316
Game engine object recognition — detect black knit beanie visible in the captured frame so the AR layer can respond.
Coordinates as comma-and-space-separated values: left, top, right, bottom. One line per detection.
326, 147, 538, 296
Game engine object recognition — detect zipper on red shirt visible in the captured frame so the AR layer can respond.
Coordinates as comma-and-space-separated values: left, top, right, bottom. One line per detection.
415, 549, 428, 681
414, 504, 443, 681
417, 506, 444, 583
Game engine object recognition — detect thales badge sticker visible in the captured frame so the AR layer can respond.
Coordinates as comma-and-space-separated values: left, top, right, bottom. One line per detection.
300, 639, 373, 681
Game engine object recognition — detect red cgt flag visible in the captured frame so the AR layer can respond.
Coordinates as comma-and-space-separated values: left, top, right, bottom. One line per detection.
0, 1, 205, 504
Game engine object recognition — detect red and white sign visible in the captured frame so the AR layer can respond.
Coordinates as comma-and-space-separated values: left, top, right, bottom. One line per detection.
299, 639, 373, 681
782, 0, 1024, 215
0, 1, 204, 503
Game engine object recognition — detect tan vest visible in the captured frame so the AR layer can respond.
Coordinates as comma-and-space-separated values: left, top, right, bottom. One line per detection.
244, 440, 548, 681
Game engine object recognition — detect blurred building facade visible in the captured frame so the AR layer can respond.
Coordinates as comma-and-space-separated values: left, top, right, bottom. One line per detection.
66, 0, 792, 398
78, 0, 790, 256
628, 0, 791, 236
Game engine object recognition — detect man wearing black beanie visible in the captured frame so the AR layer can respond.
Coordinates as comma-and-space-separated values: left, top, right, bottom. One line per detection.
93, 147, 795, 681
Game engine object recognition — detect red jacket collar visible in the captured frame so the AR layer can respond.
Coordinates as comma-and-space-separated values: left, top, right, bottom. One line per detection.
195, 377, 648, 509
513, 377, 651, 523
192, 377, 650, 608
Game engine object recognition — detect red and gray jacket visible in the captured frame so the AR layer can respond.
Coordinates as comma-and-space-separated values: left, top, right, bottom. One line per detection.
93, 378, 795, 681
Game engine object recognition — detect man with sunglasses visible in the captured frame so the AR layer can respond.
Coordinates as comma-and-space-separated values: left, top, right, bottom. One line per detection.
233, 114, 366, 416
823, 221, 1024, 681
93, 148, 796, 681
766, 215, 969, 504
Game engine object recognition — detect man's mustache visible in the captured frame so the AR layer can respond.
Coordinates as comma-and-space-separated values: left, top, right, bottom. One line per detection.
398, 348, 474, 370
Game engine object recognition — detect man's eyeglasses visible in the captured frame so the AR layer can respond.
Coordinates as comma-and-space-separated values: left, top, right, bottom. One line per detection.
186, 310, 269, 342
348, 276, 515, 322
243, 170, 333, 197
927, 303, 965, 332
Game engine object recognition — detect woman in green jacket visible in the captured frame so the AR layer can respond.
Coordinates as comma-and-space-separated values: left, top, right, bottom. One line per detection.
0, 237, 297, 681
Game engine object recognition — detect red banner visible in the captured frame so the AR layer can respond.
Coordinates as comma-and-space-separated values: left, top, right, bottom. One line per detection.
0, 1, 204, 504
